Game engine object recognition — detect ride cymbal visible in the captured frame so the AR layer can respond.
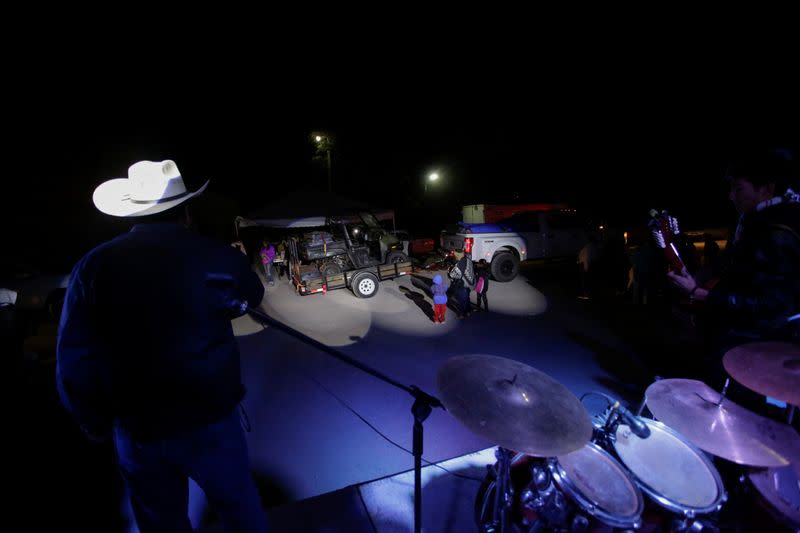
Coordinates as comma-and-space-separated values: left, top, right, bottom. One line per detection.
723, 342, 800, 406
437, 354, 592, 457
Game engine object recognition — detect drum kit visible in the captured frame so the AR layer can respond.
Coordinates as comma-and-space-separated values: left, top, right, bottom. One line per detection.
437, 343, 800, 532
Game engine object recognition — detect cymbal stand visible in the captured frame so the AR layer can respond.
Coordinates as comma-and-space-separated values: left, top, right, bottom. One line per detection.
239, 303, 443, 533
489, 447, 513, 533
716, 378, 730, 408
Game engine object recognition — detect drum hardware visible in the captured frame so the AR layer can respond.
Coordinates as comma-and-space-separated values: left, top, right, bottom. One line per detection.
715, 378, 730, 408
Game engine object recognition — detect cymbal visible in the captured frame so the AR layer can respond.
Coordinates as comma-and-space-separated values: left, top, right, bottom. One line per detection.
645, 378, 800, 467
723, 341, 800, 406
437, 354, 592, 457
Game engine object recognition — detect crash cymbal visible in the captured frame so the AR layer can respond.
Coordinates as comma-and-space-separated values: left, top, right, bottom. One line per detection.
723, 342, 800, 406
437, 354, 592, 457
645, 378, 800, 467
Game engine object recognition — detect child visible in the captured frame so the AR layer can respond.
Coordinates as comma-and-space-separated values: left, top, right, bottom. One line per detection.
259, 240, 276, 286
475, 259, 490, 312
431, 274, 449, 323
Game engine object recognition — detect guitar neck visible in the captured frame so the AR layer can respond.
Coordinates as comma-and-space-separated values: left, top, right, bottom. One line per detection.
649, 220, 686, 273
664, 242, 686, 273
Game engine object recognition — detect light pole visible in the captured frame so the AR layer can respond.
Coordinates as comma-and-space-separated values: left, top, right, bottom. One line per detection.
424, 171, 439, 193
312, 132, 334, 193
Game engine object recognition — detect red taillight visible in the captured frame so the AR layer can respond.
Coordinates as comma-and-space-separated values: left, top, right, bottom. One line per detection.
464, 237, 474, 254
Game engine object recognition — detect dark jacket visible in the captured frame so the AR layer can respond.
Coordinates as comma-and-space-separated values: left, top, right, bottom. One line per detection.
707, 201, 800, 338
449, 255, 475, 288
57, 223, 264, 440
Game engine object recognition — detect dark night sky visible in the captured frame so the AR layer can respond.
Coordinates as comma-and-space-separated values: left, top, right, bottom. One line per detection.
4, 54, 799, 268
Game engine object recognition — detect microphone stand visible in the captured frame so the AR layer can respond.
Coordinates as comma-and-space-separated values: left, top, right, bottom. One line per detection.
237, 302, 444, 533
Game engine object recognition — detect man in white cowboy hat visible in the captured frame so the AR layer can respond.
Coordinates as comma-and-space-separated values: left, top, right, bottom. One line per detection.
56, 160, 268, 532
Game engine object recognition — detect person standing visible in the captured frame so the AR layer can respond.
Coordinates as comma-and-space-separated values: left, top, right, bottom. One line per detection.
260, 240, 276, 286
449, 250, 475, 318
475, 259, 490, 312
431, 274, 449, 323
57, 159, 269, 532
577, 233, 599, 299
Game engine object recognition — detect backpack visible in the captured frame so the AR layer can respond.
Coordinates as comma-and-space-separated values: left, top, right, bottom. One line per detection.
476, 275, 485, 294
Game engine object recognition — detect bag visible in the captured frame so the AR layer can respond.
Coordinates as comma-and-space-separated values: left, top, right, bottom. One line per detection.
476, 276, 485, 294
449, 264, 463, 281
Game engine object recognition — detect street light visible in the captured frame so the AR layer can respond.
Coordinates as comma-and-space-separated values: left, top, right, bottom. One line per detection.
424, 171, 439, 193
311, 132, 334, 193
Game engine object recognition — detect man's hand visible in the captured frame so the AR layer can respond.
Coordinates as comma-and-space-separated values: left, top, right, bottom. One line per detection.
666, 268, 696, 295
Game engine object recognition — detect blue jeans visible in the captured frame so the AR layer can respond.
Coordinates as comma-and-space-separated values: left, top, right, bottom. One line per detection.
113, 409, 268, 532
263, 262, 274, 283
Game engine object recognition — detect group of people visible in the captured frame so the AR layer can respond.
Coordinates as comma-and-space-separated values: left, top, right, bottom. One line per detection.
53, 148, 799, 531
430, 250, 490, 323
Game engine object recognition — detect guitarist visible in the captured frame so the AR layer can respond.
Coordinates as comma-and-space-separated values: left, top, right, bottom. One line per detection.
667, 149, 800, 384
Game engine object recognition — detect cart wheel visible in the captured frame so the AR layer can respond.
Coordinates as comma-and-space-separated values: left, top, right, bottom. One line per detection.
351, 271, 379, 298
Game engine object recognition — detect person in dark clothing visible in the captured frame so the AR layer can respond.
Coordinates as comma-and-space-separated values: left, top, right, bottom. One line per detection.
448, 250, 475, 318
668, 148, 800, 391
57, 160, 268, 532
475, 259, 490, 312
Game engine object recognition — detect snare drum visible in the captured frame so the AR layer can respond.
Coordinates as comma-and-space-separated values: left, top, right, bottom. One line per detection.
549, 442, 644, 529
612, 418, 727, 517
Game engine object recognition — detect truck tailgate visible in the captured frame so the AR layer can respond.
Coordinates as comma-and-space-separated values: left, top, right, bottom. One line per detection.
440, 232, 465, 251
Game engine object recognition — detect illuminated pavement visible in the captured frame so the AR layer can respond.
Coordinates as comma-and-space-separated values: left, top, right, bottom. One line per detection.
19, 260, 680, 532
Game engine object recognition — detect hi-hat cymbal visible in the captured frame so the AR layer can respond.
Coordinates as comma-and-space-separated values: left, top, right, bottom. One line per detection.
645, 378, 800, 467
723, 341, 800, 406
436, 354, 592, 457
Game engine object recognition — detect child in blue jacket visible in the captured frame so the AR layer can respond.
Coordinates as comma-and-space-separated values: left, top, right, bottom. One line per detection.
431, 274, 449, 323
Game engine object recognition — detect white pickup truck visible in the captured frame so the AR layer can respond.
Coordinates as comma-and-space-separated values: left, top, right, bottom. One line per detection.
440, 210, 589, 282
440, 223, 527, 282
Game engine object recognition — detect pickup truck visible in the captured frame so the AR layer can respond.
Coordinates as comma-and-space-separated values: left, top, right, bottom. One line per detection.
440, 223, 527, 282
440, 209, 589, 282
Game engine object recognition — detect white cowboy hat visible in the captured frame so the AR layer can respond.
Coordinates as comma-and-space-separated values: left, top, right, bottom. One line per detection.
92, 159, 209, 217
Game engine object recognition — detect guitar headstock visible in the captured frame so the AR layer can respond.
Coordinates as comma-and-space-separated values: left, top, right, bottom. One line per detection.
648, 209, 686, 273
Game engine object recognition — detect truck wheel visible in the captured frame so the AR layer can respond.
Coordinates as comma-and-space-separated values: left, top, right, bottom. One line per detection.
351, 271, 379, 298
385, 251, 408, 265
491, 252, 519, 282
